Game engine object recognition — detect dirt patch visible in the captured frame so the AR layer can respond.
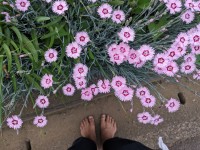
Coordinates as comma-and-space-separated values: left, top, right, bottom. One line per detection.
1, 77, 200, 150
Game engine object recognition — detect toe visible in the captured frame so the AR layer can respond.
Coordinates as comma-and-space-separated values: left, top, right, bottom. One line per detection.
106, 115, 110, 123
101, 114, 106, 122
101, 114, 106, 126
84, 118, 89, 126
88, 116, 95, 125
80, 121, 84, 128
108, 115, 112, 123
81, 119, 85, 126
111, 118, 114, 124
113, 122, 117, 128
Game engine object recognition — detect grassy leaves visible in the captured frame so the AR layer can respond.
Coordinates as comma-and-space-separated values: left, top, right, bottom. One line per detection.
22, 34, 38, 62
2, 43, 12, 72
0, 57, 3, 127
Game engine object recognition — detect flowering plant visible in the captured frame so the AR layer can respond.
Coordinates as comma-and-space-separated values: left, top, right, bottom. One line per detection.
0, 0, 200, 131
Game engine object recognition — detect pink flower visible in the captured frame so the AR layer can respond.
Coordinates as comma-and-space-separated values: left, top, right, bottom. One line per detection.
107, 43, 118, 55
62, 84, 75, 96
7, 115, 23, 130
184, 53, 196, 63
36, 95, 49, 108
115, 86, 134, 102
136, 87, 150, 99
97, 79, 111, 93
74, 77, 87, 89
151, 115, 164, 126
165, 98, 180, 113
1, 12, 11, 22
89, 84, 99, 96
52, 0, 69, 15
44, 48, 58, 63
127, 49, 139, 64
137, 112, 152, 124
111, 76, 126, 91
153, 66, 164, 74
166, 48, 180, 60
191, 44, 200, 54
73, 63, 88, 77
194, 1, 200, 11
15, 0, 30, 12
166, 0, 182, 14
171, 42, 186, 56
97, 3, 112, 19
141, 95, 156, 108
75, 31, 90, 46
133, 59, 146, 68
138, 45, 155, 62
33, 115, 47, 128
111, 10, 125, 24
163, 61, 179, 77
184, 0, 196, 11
109, 50, 124, 65
41, 74, 53, 89
187, 27, 198, 35
181, 62, 196, 74
189, 31, 200, 45
118, 26, 135, 43
117, 42, 130, 58
153, 53, 168, 68
175, 32, 189, 46
81, 88, 93, 101
193, 70, 200, 80
66, 42, 82, 59
181, 10, 195, 24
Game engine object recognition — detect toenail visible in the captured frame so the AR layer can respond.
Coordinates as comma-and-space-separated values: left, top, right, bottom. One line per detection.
89, 116, 93, 119
101, 114, 106, 118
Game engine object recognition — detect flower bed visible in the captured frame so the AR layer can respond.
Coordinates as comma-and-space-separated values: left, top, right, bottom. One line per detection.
0, 0, 200, 132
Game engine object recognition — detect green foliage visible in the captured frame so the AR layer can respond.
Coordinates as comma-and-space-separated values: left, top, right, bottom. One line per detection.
0, 0, 199, 123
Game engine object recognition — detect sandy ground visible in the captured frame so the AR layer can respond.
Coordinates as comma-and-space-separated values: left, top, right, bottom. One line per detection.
1, 77, 200, 150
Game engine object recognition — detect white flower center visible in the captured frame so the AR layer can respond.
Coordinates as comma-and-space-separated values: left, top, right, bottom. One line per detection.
169, 102, 175, 107
167, 66, 173, 71
114, 54, 119, 60
46, 79, 51, 84
57, 5, 63, 10
158, 58, 164, 63
185, 65, 191, 70
66, 87, 71, 92
116, 14, 121, 19
80, 36, 85, 42
71, 47, 77, 54
116, 81, 122, 87
40, 99, 46, 104
124, 32, 130, 38
185, 14, 190, 19
20, 2, 26, 7
78, 68, 84, 74
38, 119, 44, 123
12, 120, 18, 125
145, 98, 151, 103
102, 8, 108, 14
142, 50, 149, 56
49, 53, 54, 59
171, 3, 177, 9
122, 90, 129, 96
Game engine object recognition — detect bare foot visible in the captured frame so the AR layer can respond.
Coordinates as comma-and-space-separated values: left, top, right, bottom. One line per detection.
101, 114, 117, 143
80, 116, 96, 142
